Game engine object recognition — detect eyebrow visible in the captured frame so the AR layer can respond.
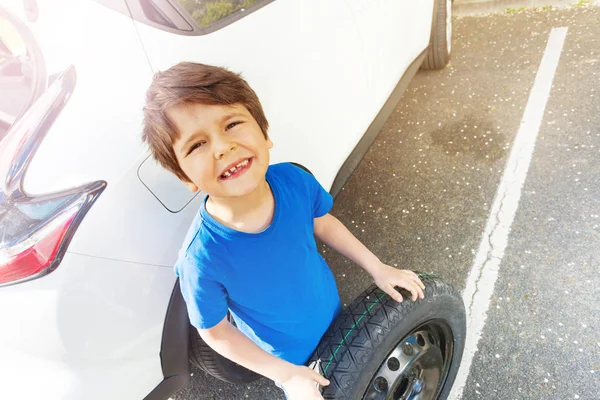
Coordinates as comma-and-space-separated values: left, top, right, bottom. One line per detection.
177, 112, 245, 156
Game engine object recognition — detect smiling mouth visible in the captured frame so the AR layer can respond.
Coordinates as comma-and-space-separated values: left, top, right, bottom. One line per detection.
220, 158, 252, 180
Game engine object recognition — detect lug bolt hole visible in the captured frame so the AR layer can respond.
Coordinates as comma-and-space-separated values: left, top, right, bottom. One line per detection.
374, 376, 388, 392
428, 332, 436, 345
387, 357, 400, 371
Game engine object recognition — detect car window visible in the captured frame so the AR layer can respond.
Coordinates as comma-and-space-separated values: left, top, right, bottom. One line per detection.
174, 0, 261, 29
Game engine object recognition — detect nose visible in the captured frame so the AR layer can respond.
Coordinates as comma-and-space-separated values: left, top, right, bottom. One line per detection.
213, 135, 237, 160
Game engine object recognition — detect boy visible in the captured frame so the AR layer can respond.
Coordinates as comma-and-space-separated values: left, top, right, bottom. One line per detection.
142, 62, 425, 400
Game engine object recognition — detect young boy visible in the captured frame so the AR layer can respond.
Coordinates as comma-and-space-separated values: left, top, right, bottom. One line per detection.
142, 62, 425, 400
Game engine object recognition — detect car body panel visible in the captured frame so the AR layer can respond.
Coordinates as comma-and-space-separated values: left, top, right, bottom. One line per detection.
134, 0, 371, 196
67, 152, 203, 265
0, 252, 174, 400
347, 0, 434, 102
0, 0, 438, 398
134, 0, 434, 211
138, 155, 199, 212
8, 0, 197, 265
22, 0, 153, 197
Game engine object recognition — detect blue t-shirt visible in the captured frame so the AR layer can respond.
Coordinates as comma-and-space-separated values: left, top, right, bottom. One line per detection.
175, 162, 342, 365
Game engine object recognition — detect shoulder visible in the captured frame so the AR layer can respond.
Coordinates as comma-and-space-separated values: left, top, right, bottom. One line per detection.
174, 207, 223, 276
268, 162, 304, 178
268, 162, 315, 190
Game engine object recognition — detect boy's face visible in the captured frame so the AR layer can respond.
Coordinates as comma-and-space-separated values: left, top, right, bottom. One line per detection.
168, 102, 273, 198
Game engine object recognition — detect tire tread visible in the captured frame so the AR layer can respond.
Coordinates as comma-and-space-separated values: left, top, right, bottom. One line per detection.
309, 275, 464, 399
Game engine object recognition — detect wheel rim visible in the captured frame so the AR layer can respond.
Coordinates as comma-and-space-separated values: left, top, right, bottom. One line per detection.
362, 320, 454, 400
446, 0, 452, 55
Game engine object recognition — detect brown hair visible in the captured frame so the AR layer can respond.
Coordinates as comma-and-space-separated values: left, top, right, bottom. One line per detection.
142, 62, 269, 182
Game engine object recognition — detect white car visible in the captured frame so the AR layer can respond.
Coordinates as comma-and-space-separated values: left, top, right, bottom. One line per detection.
0, 0, 452, 399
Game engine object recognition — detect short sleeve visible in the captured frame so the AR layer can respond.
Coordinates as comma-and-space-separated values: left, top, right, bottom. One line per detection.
311, 176, 333, 218
290, 164, 333, 218
176, 255, 228, 330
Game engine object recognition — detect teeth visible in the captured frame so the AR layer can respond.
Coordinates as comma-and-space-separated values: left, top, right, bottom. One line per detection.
221, 159, 249, 178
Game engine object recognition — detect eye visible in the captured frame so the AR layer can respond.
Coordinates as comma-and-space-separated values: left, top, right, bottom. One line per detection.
187, 141, 205, 155
226, 121, 242, 130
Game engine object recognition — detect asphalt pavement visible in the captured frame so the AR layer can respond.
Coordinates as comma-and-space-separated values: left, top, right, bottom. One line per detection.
172, 3, 600, 399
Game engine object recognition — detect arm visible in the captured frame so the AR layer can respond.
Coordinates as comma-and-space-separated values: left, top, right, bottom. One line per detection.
199, 316, 329, 399
314, 213, 425, 302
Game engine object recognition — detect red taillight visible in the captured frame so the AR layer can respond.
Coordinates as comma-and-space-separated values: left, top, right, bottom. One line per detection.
0, 66, 106, 287
0, 211, 75, 284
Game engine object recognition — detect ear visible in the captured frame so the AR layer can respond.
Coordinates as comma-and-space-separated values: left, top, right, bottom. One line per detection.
266, 137, 274, 149
184, 181, 199, 192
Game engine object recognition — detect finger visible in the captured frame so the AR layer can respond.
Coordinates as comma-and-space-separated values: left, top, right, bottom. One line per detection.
411, 278, 425, 298
414, 282, 424, 300
406, 270, 423, 282
402, 281, 419, 301
410, 285, 418, 301
410, 272, 426, 289
417, 284, 425, 299
390, 280, 415, 301
311, 370, 330, 386
384, 285, 403, 303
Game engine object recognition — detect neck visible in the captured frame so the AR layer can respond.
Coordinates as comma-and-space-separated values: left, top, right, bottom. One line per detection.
206, 179, 271, 222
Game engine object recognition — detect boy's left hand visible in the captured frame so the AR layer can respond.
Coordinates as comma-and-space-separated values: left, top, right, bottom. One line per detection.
371, 263, 425, 302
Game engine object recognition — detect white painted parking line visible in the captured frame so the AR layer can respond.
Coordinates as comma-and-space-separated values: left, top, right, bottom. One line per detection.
449, 27, 569, 399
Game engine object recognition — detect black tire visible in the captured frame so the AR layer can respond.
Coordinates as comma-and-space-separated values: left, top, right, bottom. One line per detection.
189, 322, 261, 384
308, 274, 466, 399
422, 0, 453, 70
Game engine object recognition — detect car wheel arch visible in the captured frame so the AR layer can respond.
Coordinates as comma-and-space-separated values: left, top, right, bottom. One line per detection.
144, 280, 190, 400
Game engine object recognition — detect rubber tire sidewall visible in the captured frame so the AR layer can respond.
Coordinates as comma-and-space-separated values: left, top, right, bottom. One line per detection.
313, 280, 466, 400
422, 0, 452, 70
354, 291, 465, 399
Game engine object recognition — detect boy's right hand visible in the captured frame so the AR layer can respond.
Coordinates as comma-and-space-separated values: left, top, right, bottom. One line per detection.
280, 365, 330, 400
